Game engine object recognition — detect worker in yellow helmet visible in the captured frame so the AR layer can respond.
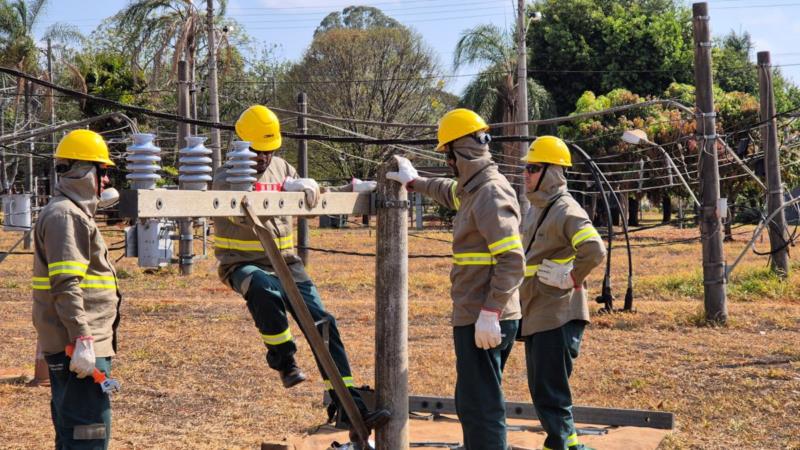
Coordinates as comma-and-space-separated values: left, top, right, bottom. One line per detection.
520, 136, 606, 450
32, 129, 122, 449
212, 105, 389, 434
388, 108, 524, 449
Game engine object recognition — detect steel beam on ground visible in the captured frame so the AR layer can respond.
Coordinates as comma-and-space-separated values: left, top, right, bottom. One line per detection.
409, 396, 674, 430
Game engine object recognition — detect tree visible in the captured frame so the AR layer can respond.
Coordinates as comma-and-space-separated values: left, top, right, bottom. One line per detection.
283, 9, 448, 180
454, 24, 554, 168
315, 5, 400, 36
713, 30, 757, 95
528, 0, 694, 114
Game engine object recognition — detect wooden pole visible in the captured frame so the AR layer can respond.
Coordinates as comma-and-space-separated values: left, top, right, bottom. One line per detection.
757, 51, 790, 277
47, 39, 57, 196
241, 199, 370, 444
375, 161, 409, 449
516, 0, 530, 216
177, 61, 193, 275
205, 0, 222, 171
297, 92, 309, 265
23, 80, 32, 249
692, 2, 727, 322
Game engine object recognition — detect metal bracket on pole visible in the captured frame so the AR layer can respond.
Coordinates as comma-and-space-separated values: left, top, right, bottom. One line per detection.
698, 41, 713, 47
241, 197, 370, 444
371, 192, 410, 213
695, 15, 710, 21
694, 112, 717, 118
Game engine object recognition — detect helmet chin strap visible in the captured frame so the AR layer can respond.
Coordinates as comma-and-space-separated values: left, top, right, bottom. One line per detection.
533, 164, 550, 192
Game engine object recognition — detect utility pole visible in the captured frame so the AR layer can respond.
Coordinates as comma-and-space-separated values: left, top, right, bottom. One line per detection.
757, 51, 790, 277
375, 161, 409, 449
47, 38, 57, 196
516, 0, 530, 215
297, 92, 309, 265
692, 2, 727, 323
177, 61, 193, 275
206, 0, 222, 170
23, 80, 33, 249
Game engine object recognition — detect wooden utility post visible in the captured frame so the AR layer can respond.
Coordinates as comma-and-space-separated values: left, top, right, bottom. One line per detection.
516, 0, 530, 215
177, 61, 194, 275
375, 161, 409, 449
297, 92, 309, 265
757, 51, 790, 277
692, 2, 727, 322
47, 39, 57, 196
23, 80, 32, 248
206, 0, 222, 171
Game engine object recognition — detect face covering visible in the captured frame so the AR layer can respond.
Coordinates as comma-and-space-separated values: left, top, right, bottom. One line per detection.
98, 187, 120, 209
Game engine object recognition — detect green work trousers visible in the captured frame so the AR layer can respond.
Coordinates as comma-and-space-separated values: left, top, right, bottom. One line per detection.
453, 319, 518, 450
45, 352, 112, 450
525, 320, 587, 450
230, 264, 369, 424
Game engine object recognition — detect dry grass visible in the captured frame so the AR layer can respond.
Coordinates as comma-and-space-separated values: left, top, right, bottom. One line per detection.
0, 216, 799, 449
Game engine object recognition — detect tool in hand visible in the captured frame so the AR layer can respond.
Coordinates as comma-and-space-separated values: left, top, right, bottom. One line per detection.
65, 344, 121, 394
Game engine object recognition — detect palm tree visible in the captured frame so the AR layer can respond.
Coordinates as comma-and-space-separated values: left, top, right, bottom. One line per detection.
454, 23, 553, 167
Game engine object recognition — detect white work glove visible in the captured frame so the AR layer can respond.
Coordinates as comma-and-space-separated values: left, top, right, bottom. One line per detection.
283, 177, 320, 208
474, 309, 502, 350
537, 259, 577, 290
352, 178, 377, 193
69, 336, 96, 379
386, 155, 419, 186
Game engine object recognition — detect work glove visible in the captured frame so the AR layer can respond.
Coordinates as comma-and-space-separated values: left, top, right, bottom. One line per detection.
474, 308, 502, 350
68, 336, 96, 379
386, 155, 419, 186
283, 177, 320, 208
537, 259, 577, 290
352, 178, 377, 193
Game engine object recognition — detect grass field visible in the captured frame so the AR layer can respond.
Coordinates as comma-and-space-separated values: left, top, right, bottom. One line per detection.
0, 216, 798, 449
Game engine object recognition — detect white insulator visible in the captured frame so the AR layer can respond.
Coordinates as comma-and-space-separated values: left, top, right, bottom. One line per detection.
125, 133, 162, 190
225, 141, 257, 191
179, 136, 213, 191
2, 194, 31, 231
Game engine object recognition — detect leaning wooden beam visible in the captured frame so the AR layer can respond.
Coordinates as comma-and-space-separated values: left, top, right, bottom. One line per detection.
409, 396, 674, 430
241, 198, 371, 444
118, 190, 372, 219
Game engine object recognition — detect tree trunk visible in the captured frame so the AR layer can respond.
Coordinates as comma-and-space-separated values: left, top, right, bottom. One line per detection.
610, 192, 621, 227
662, 194, 672, 223
628, 196, 640, 226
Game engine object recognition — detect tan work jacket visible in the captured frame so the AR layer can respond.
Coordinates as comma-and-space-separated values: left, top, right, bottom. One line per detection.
520, 166, 606, 336
412, 137, 524, 326
32, 163, 121, 357
212, 155, 310, 285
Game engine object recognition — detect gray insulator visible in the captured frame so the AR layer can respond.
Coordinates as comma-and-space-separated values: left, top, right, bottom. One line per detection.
179, 136, 213, 191
125, 133, 162, 190
225, 140, 257, 191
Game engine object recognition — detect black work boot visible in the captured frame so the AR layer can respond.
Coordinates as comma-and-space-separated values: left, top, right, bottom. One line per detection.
362, 408, 391, 430
279, 363, 307, 388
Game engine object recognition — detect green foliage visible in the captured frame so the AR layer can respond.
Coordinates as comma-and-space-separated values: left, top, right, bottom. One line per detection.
76, 51, 147, 116
315, 6, 401, 36
529, 0, 694, 114
713, 31, 758, 95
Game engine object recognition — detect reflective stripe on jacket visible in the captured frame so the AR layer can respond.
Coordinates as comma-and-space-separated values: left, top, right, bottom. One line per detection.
212, 156, 310, 284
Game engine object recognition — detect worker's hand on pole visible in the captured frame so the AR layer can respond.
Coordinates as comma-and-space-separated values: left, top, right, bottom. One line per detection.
352, 178, 377, 193
537, 259, 577, 290
68, 336, 96, 379
284, 177, 320, 208
474, 308, 502, 350
386, 155, 419, 186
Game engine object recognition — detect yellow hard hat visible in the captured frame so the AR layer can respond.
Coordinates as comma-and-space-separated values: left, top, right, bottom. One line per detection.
235, 105, 282, 152
523, 135, 572, 167
436, 108, 489, 151
55, 129, 114, 166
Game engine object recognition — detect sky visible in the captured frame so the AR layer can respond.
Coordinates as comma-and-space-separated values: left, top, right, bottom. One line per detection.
31, 0, 800, 97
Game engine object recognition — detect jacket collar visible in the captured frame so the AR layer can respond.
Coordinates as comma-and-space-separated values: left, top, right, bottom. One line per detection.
451, 136, 494, 195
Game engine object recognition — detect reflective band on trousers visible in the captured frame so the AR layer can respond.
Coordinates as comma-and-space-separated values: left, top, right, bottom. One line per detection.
324, 376, 355, 390
261, 328, 293, 346
450, 182, 461, 211
566, 433, 579, 447
571, 226, 601, 249
47, 260, 88, 277
453, 252, 495, 266
215, 234, 294, 252
524, 255, 576, 277
488, 235, 522, 256
31, 275, 117, 290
